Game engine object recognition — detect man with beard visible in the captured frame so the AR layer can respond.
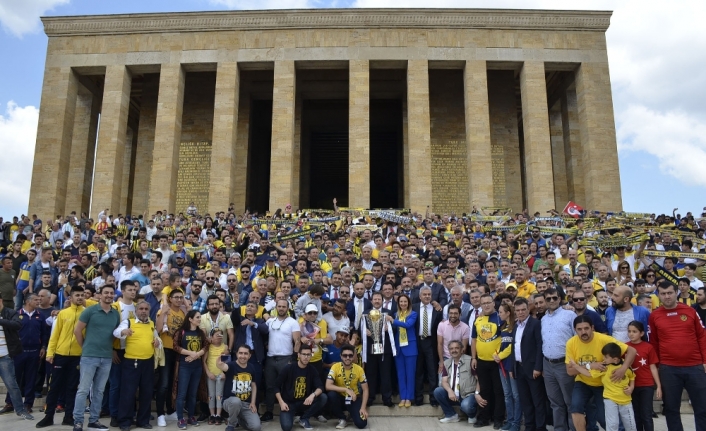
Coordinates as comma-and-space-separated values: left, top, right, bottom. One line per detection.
201, 270, 220, 299
693, 288, 706, 326
234, 301, 269, 395
566, 315, 636, 431
606, 286, 650, 343
361, 292, 394, 407
190, 279, 206, 313
570, 291, 607, 334
594, 290, 609, 322
201, 295, 234, 351
323, 299, 350, 337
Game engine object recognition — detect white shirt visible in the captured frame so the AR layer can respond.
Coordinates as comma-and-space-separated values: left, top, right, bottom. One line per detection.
323, 312, 350, 336
418, 303, 433, 337
514, 318, 528, 362
266, 317, 300, 357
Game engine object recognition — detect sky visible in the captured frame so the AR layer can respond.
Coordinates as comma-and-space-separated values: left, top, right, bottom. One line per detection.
1, 0, 705, 219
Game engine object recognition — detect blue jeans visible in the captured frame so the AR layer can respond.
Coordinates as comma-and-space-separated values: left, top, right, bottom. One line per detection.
108, 350, 124, 417
659, 365, 706, 431
176, 364, 201, 420
570, 381, 605, 431
0, 355, 27, 414
433, 386, 478, 419
73, 356, 112, 425
279, 394, 328, 431
500, 369, 521, 428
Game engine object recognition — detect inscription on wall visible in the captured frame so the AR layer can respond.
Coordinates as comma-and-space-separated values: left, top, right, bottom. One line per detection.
430, 139, 469, 214
175, 141, 212, 214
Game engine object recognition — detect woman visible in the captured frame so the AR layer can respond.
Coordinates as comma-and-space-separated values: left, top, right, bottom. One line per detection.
494, 303, 520, 431
386, 294, 417, 407
616, 262, 633, 286
173, 310, 209, 429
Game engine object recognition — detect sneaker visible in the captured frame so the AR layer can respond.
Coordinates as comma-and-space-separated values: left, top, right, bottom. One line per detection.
440, 414, 460, 423
157, 415, 166, 427
0, 404, 14, 415
259, 412, 273, 422
298, 418, 314, 430
501, 422, 512, 430
25, 405, 34, 414
317, 415, 327, 423
468, 416, 477, 424
110, 417, 119, 427
74, 423, 83, 431
36, 415, 54, 428
336, 419, 347, 429
19, 411, 35, 420
474, 421, 490, 428
197, 412, 209, 422
165, 412, 179, 421
85, 406, 90, 413
56, 405, 65, 413
177, 419, 187, 429
87, 422, 109, 431
493, 421, 503, 430
187, 417, 199, 426
215, 416, 223, 425
208, 416, 216, 425
293, 416, 300, 424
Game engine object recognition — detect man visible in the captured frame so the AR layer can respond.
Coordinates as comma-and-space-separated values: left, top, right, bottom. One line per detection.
1, 294, 45, 415
275, 345, 327, 431
346, 282, 372, 333
507, 268, 537, 299
508, 297, 546, 431
649, 281, 706, 431
693, 287, 706, 326
0, 256, 17, 310
325, 343, 369, 429
116, 253, 140, 286
261, 299, 301, 422
72, 284, 121, 431
414, 285, 443, 407
594, 290, 609, 321
606, 286, 650, 343
322, 328, 350, 369
380, 282, 397, 314
570, 291, 607, 334
0, 293, 34, 421
143, 277, 163, 322
471, 294, 505, 428
437, 305, 470, 369
112, 301, 160, 431
361, 292, 394, 407
421, 268, 447, 309
234, 301, 269, 382
443, 285, 471, 322
434, 340, 480, 424
36, 287, 86, 428
216, 345, 262, 431
540, 288, 577, 431
579, 281, 598, 309
323, 299, 350, 337
566, 315, 636, 431
201, 295, 235, 351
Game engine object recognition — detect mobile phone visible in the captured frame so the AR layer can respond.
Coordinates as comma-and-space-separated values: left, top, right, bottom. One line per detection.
220, 354, 231, 363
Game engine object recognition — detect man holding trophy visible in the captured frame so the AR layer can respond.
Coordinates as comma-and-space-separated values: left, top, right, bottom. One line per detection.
360, 292, 396, 407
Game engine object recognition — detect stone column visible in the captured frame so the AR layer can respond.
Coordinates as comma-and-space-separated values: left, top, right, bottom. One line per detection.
269, 60, 296, 211
561, 86, 585, 205
148, 63, 185, 215
349, 60, 370, 208
132, 74, 159, 215
119, 127, 135, 214
91, 65, 132, 217
519, 61, 555, 213
64, 84, 100, 216
549, 104, 569, 208
464, 60, 493, 208
575, 62, 622, 211
406, 60, 433, 213
233, 94, 250, 214
209, 62, 240, 214
28, 67, 78, 219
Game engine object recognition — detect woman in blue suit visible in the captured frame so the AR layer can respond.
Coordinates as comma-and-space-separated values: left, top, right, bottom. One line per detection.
387, 294, 418, 407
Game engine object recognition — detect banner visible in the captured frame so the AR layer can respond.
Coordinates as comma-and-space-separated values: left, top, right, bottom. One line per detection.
649, 262, 680, 287
370, 211, 411, 225
536, 226, 580, 236
643, 250, 706, 260
350, 224, 380, 232
481, 207, 513, 213
481, 224, 526, 233
578, 233, 649, 248
301, 209, 335, 215
275, 226, 323, 242
563, 201, 584, 218
469, 215, 511, 223
534, 217, 564, 223
620, 211, 653, 218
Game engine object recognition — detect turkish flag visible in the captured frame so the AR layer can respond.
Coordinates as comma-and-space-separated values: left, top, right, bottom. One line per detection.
563, 201, 584, 218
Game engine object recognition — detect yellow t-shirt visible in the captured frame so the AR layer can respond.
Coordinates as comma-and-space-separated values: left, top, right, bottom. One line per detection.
631, 294, 660, 311
298, 317, 328, 363
158, 308, 185, 350
590, 363, 635, 405
472, 313, 502, 361
566, 332, 628, 387
207, 343, 228, 376
327, 362, 367, 396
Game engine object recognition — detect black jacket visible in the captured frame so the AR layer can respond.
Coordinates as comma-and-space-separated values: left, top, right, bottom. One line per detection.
0, 307, 23, 358
233, 317, 269, 363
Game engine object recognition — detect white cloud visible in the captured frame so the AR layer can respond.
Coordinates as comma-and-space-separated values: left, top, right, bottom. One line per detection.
209, 0, 315, 9
0, 102, 38, 218
0, 0, 69, 37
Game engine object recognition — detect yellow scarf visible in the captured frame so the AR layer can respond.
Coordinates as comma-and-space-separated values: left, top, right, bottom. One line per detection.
397, 309, 409, 347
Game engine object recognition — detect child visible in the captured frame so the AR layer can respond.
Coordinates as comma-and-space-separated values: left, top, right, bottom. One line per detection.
569, 342, 637, 431
626, 321, 661, 431
203, 329, 228, 425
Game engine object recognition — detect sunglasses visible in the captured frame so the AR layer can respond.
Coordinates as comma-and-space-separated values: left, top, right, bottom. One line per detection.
206, 277, 215, 280
572, 298, 586, 302
545, 296, 559, 302
340, 354, 354, 358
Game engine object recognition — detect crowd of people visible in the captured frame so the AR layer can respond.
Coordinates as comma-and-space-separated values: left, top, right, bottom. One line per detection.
0, 203, 705, 431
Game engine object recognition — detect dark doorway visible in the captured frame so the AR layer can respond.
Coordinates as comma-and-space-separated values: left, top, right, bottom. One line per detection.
370, 99, 403, 208
301, 100, 349, 208
245, 99, 272, 213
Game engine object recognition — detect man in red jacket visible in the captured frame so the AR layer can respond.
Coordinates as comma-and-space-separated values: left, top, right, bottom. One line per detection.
649, 280, 706, 431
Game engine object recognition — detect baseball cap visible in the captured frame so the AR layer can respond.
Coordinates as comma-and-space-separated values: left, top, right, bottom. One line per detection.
336, 327, 350, 335
304, 304, 318, 314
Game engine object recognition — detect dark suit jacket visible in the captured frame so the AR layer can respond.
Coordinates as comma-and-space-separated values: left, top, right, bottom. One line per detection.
346, 297, 372, 332
401, 288, 420, 305
509, 316, 543, 377
233, 317, 269, 363
381, 298, 398, 315
418, 282, 448, 307
412, 302, 442, 347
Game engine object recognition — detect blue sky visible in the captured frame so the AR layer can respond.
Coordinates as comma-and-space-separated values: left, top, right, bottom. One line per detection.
1, 0, 705, 219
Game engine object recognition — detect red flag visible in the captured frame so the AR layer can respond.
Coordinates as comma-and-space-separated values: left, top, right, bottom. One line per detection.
563, 201, 584, 218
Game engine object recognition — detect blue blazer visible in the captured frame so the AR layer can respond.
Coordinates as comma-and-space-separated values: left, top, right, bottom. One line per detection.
605, 305, 650, 340
391, 310, 418, 357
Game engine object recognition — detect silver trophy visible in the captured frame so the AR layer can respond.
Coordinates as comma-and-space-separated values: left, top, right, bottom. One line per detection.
364, 309, 387, 354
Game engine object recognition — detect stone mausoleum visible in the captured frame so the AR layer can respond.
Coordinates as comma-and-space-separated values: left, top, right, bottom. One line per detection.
28, 8, 622, 217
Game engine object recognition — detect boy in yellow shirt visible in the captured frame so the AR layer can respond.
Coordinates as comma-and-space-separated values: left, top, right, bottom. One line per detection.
569, 343, 637, 431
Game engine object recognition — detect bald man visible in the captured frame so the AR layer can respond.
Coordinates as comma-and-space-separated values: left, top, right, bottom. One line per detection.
605, 285, 651, 343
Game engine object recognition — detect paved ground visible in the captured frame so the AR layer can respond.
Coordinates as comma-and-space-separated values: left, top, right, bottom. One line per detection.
0, 413, 695, 431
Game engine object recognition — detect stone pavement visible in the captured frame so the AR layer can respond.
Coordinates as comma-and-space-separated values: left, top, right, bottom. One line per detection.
0, 413, 695, 431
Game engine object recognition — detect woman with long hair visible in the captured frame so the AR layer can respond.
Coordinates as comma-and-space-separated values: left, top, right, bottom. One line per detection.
494, 303, 521, 431
386, 294, 418, 407
173, 310, 209, 429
